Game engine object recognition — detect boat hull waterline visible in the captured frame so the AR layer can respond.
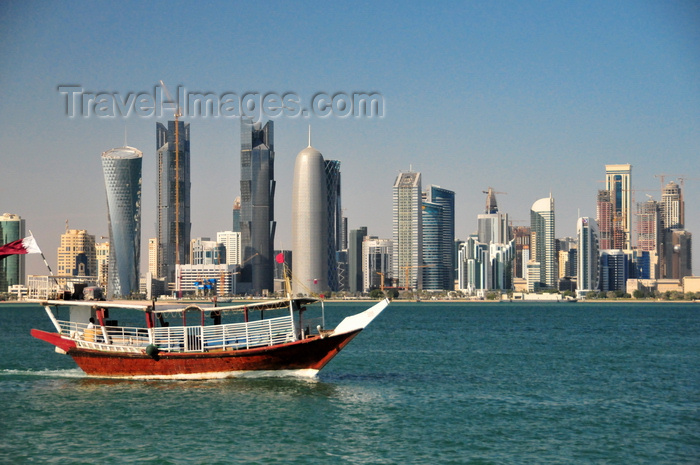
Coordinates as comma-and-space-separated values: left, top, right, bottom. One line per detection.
31, 328, 362, 380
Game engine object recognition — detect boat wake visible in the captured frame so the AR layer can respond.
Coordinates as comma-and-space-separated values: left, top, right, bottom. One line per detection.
0, 368, 86, 378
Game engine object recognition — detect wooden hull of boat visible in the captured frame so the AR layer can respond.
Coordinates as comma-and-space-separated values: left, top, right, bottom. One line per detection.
31, 329, 362, 380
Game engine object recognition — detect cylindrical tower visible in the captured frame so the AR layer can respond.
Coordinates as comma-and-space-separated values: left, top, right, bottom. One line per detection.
102, 146, 142, 298
291, 144, 328, 296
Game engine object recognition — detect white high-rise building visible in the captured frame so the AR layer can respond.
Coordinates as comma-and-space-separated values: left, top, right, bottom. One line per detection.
362, 237, 393, 292
217, 231, 241, 266
291, 141, 328, 296
530, 195, 555, 289
393, 171, 422, 290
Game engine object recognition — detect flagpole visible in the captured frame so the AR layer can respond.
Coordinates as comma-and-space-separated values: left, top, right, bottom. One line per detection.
28, 230, 60, 289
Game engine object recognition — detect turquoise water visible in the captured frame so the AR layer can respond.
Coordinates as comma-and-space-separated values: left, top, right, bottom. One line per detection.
1, 301, 698, 464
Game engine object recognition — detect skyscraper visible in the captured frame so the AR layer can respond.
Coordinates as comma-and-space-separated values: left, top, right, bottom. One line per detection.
157, 120, 191, 287
596, 190, 614, 250
600, 250, 627, 292
669, 230, 692, 279
325, 159, 342, 291
661, 181, 683, 229
477, 189, 509, 245
348, 227, 367, 293
512, 226, 531, 279
239, 118, 275, 295
660, 180, 690, 279
292, 142, 328, 296
605, 164, 632, 250
102, 146, 142, 298
423, 185, 455, 290
393, 171, 422, 290
421, 200, 443, 290
637, 199, 661, 278
148, 238, 158, 277
530, 195, 555, 289
0, 213, 25, 291
576, 217, 599, 294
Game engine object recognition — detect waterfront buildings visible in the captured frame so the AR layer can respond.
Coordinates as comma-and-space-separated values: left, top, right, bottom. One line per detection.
0, 213, 25, 292
175, 264, 237, 296
239, 118, 275, 295
189, 237, 225, 265
102, 146, 142, 298
156, 120, 191, 288
529, 195, 556, 290
393, 171, 423, 290
291, 142, 328, 296
457, 189, 515, 295
457, 235, 488, 293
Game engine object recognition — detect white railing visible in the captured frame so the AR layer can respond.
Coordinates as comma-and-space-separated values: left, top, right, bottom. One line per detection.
58, 320, 150, 349
55, 314, 296, 354
199, 315, 296, 351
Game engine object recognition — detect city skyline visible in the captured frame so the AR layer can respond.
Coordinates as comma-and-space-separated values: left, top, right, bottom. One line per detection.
2, 2, 698, 277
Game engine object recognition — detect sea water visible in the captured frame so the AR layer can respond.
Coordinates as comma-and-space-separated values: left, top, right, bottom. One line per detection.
0, 301, 698, 464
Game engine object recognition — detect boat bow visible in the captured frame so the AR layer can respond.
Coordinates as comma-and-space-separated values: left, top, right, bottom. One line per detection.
331, 298, 389, 336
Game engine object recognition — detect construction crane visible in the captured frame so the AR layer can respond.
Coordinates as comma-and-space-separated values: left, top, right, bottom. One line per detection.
160, 81, 183, 296
401, 264, 431, 290
232, 253, 259, 296
376, 271, 385, 291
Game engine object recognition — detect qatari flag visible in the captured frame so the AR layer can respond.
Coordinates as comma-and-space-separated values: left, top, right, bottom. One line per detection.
0, 236, 42, 260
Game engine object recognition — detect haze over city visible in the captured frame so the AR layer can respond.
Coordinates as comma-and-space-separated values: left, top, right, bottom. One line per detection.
1, 0, 698, 276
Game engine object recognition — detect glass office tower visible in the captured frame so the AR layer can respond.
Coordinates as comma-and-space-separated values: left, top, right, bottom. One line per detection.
240, 118, 275, 295
157, 121, 191, 287
0, 213, 25, 291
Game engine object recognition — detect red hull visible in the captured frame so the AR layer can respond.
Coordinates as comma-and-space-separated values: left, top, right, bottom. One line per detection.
31, 329, 362, 379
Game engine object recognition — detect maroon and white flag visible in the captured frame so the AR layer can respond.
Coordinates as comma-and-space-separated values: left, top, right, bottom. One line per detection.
0, 236, 42, 260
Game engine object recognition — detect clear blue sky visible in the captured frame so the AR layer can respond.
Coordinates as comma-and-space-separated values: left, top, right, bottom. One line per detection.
1, 0, 698, 276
